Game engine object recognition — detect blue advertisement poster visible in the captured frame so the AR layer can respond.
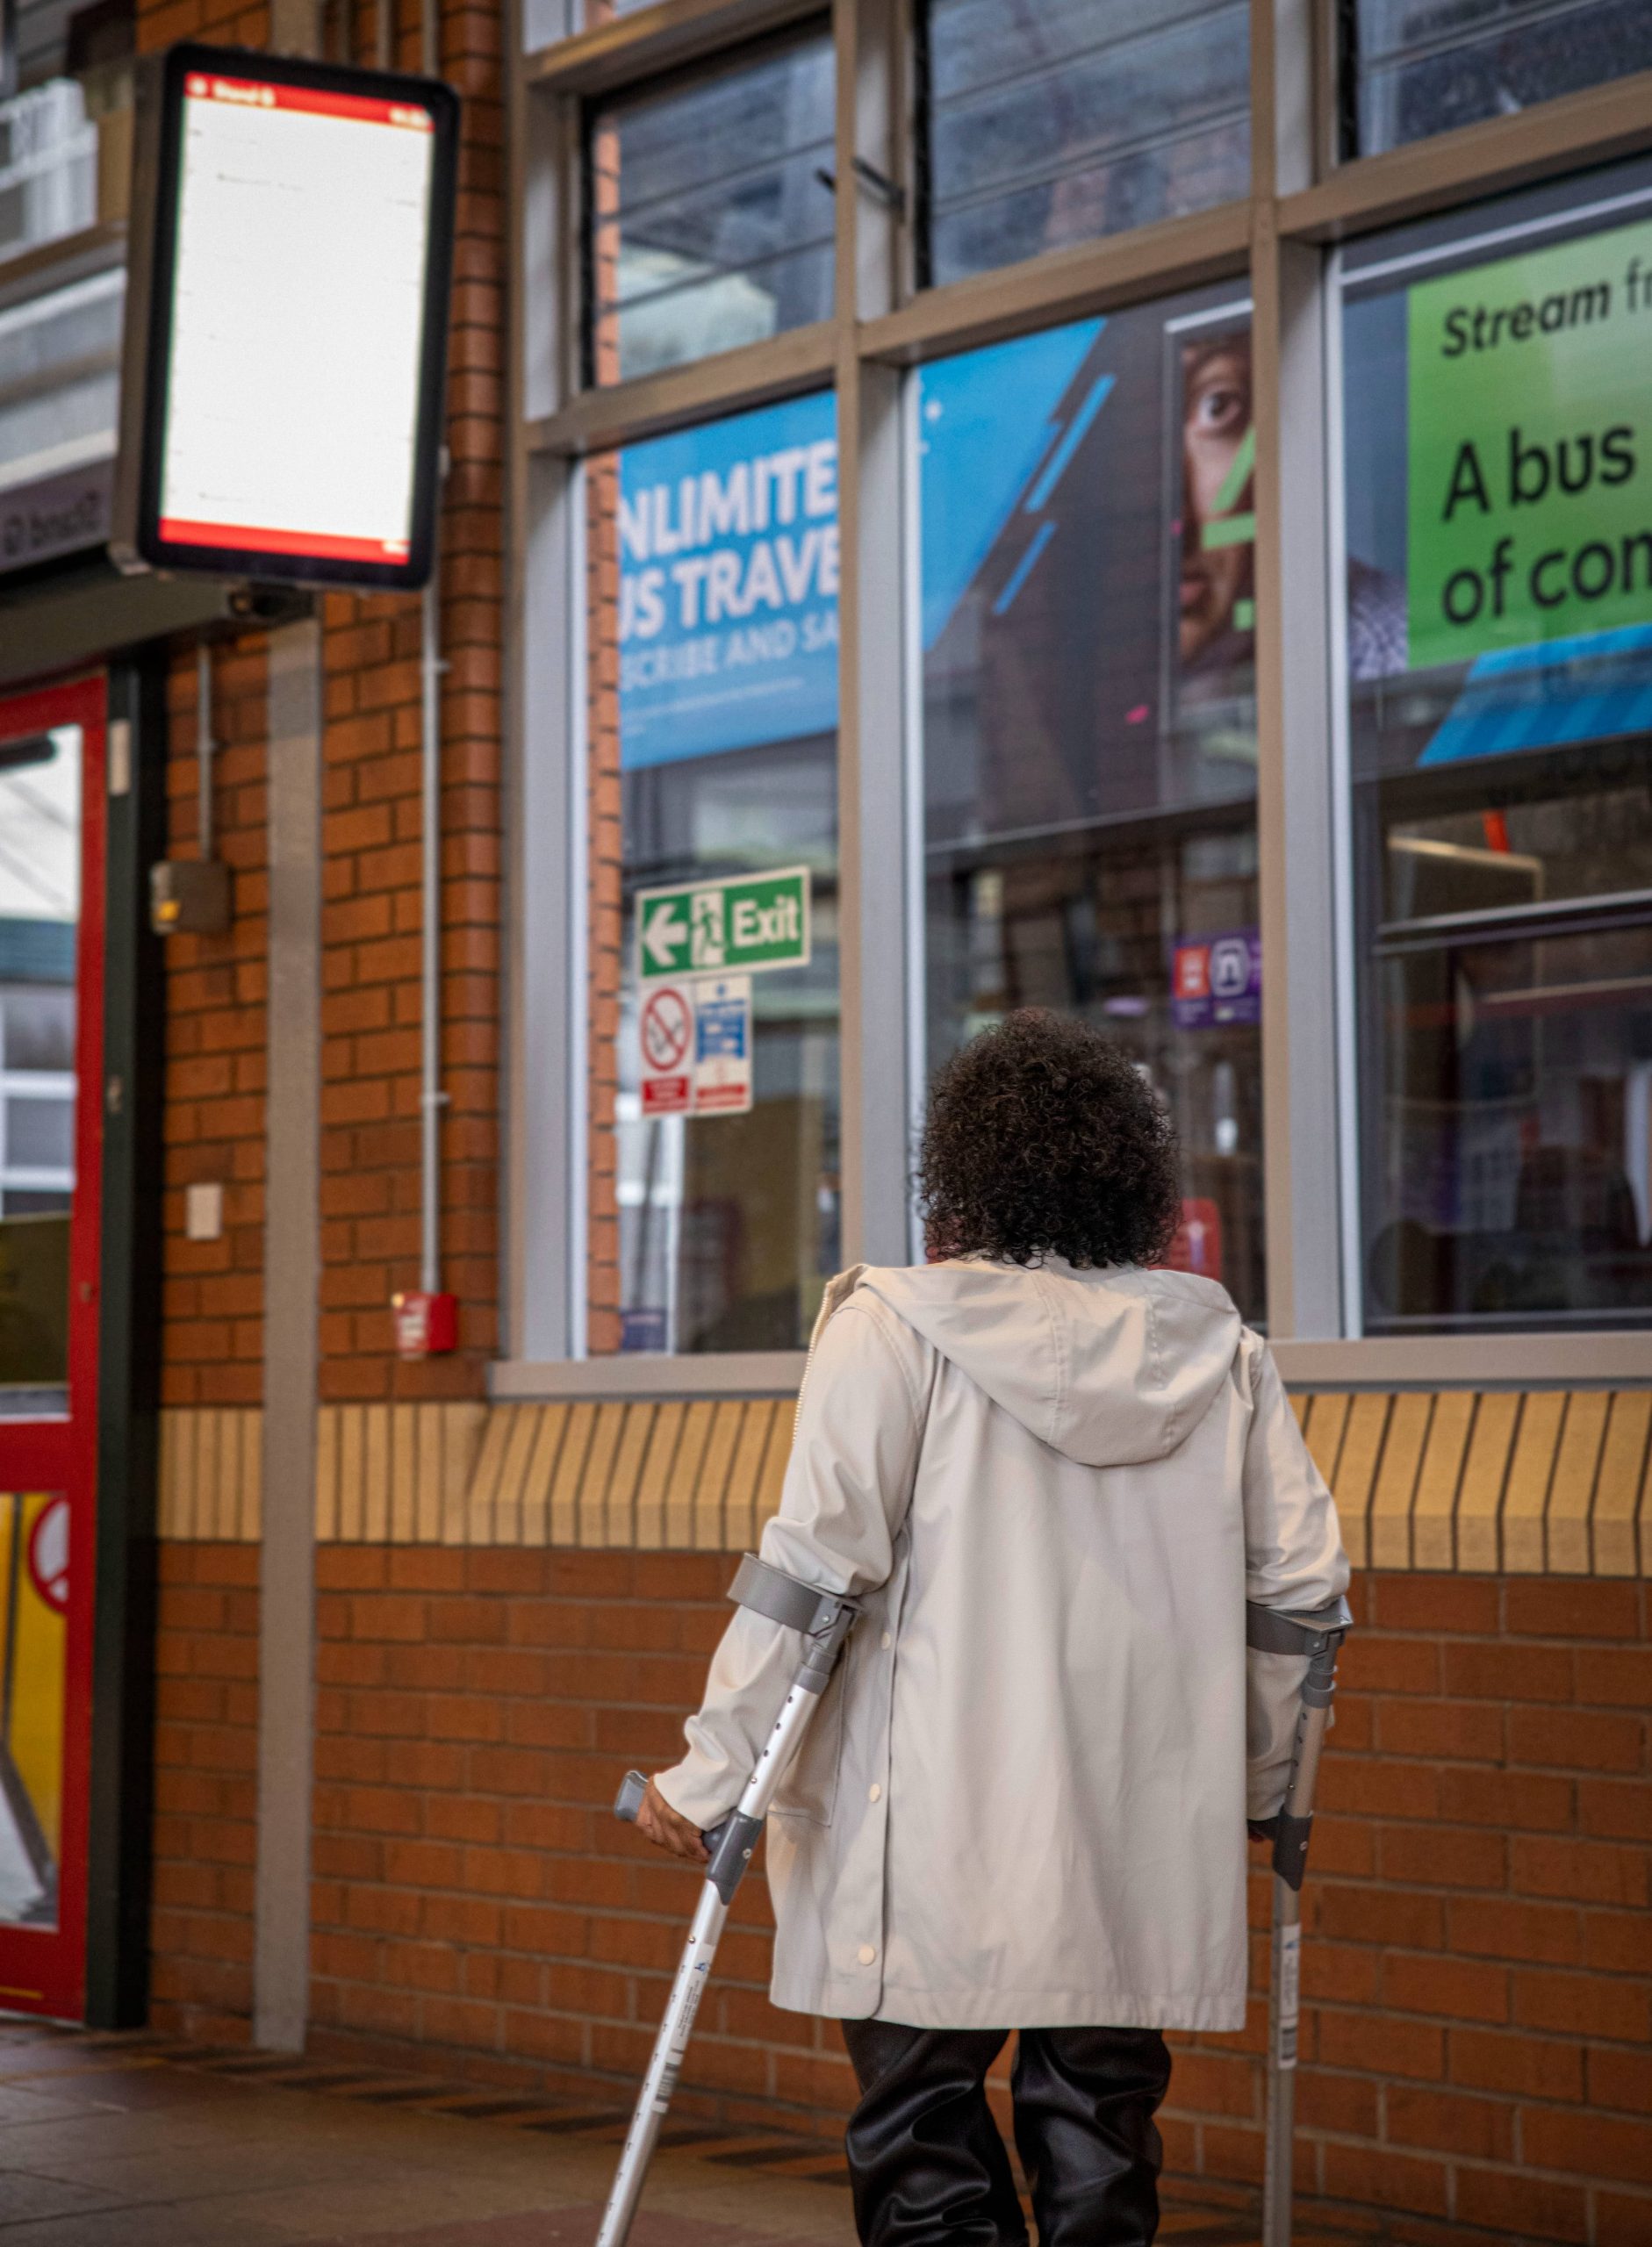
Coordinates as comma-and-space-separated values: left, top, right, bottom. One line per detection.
619, 391, 840, 769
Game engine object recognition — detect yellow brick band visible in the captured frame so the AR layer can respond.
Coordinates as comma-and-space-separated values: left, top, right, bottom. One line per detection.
156, 1388, 1652, 1574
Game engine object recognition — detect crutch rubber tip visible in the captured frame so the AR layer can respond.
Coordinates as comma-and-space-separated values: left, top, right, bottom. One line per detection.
614, 1770, 649, 1824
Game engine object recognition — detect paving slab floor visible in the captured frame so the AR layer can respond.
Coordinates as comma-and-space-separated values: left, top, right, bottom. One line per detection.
0, 2019, 1371, 2247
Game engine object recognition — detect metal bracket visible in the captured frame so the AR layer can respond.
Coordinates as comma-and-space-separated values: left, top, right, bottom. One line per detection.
814, 157, 907, 218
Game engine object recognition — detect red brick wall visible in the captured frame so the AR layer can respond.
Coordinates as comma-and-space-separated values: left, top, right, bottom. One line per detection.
302, 1548, 836, 2107
318, 0, 506, 1402
232, 1555, 1648, 2237
159, 639, 269, 1409
142, 0, 506, 1409
1178, 1572, 1651, 2243
143, 0, 508, 2035
144, 8, 274, 1424
149, 1543, 260, 2041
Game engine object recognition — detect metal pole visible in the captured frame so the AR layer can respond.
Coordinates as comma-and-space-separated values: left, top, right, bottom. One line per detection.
1263, 1702, 1329, 2247
416, 0, 445, 1297
419, 567, 444, 1296
1251, 1601, 1347, 2247
598, 1681, 822, 2247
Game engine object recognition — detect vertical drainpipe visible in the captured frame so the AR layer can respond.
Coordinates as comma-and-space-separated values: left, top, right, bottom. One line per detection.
420, 562, 445, 1298
420, 0, 446, 1303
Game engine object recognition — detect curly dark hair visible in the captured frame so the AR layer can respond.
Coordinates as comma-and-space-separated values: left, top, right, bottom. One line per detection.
917, 1010, 1182, 1269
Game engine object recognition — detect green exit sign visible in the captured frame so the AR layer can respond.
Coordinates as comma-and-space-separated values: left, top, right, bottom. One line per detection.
636, 865, 811, 982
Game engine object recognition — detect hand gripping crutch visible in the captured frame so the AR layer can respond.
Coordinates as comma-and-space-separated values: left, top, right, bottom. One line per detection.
599, 1554, 858, 2247
1246, 1595, 1354, 2247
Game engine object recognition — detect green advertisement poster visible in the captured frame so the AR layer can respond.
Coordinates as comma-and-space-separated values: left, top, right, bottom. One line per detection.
1407, 214, 1652, 670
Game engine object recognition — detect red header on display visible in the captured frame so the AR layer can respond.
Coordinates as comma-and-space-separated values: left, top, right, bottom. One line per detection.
182, 71, 434, 129
159, 517, 412, 563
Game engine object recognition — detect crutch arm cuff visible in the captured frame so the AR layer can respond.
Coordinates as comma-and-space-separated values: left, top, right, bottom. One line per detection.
729, 1553, 856, 1634
1246, 1594, 1354, 1657
728, 1553, 859, 1694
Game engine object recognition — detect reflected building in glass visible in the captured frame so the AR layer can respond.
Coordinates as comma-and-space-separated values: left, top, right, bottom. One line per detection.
918, 295, 1265, 1323
1340, 161, 1652, 1330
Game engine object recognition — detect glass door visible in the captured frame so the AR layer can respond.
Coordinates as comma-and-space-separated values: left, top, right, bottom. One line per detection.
0, 675, 103, 2020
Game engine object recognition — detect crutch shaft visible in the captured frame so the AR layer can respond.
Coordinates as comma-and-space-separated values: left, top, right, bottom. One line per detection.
1248, 1598, 1350, 2247
1263, 1872, 1304, 2247
596, 1882, 728, 2247
598, 1660, 837, 2247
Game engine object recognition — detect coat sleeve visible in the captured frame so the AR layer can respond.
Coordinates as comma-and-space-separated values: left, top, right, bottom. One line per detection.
652, 1296, 926, 1830
1239, 1332, 1350, 1820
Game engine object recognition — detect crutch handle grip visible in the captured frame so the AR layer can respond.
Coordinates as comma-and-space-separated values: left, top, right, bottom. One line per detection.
614, 1769, 731, 1858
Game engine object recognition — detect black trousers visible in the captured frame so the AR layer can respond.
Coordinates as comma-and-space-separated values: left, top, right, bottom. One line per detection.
841, 2020, 1171, 2247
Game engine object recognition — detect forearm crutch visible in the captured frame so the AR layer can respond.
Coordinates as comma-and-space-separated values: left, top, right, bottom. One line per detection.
1246, 1595, 1354, 2247
599, 1554, 858, 2247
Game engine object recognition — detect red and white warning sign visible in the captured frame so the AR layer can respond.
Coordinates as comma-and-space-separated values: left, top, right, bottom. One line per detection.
637, 975, 754, 1118
640, 983, 695, 1116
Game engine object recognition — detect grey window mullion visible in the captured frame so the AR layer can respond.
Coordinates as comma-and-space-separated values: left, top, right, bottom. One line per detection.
1253, 0, 1346, 1339
514, 452, 587, 1361
836, 0, 913, 1268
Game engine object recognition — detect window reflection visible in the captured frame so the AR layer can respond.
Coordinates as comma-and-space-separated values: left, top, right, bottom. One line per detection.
0, 726, 79, 1399
1, 0, 133, 263
920, 0, 1249, 290
1371, 924, 1652, 1322
1350, 0, 1652, 160
585, 29, 834, 386
1342, 167, 1652, 1329
587, 398, 841, 1354
920, 294, 1264, 1323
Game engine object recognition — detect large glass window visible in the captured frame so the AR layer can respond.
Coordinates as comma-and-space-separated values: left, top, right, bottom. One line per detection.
586, 394, 841, 1353
918, 0, 1249, 291
0, 720, 79, 1407
1340, 163, 1652, 1330
1347, 0, 1652, 160
584, 28, 834, 386
918, 289, 1264, 1322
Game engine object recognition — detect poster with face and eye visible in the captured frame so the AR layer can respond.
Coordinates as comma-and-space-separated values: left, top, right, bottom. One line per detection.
917, 290, 1257, 854
1172, 321, 1255, 718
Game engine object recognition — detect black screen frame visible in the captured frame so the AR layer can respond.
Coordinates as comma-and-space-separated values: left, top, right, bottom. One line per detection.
124, 41, 459, 593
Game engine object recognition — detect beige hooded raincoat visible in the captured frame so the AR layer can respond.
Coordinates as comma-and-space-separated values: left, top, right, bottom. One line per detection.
655, 1257, 1347, 2034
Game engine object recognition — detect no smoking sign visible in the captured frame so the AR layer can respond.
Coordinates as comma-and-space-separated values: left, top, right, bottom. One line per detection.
637, 977, 753, 1119
640, 985, 694, 1116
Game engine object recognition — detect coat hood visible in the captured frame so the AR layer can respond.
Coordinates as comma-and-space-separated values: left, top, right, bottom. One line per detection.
857, 1257, 1242, 1468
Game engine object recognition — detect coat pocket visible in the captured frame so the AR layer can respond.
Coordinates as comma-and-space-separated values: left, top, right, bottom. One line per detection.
771, 1648, 848, 1827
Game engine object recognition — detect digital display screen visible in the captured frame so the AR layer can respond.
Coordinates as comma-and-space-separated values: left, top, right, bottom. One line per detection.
118, 45, 457, 589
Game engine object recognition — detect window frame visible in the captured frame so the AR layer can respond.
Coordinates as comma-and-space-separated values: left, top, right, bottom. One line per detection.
503, 0, 1652, 1393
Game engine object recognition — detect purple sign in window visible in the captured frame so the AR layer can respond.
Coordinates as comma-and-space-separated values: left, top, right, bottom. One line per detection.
1171, 928, 1261, 1030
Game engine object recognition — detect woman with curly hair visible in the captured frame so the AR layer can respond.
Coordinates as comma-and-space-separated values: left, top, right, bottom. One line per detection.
634, 1009, 1347, 2247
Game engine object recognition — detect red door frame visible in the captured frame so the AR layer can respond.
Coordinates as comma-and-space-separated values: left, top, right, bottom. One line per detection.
0, 674, 104, 2021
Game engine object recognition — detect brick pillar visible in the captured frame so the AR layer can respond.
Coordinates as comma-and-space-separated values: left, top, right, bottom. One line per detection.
585, 113, 623, 1354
